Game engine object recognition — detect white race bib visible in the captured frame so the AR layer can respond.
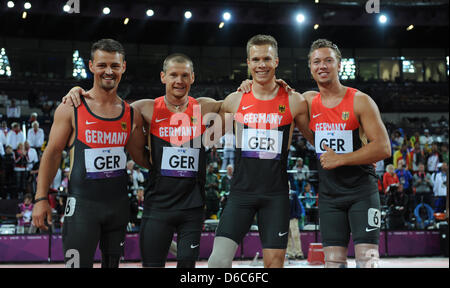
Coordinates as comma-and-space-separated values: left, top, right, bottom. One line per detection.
315, 130, 353, 155
161, 146, 200, 177
84, 147, 127, 179
241, 128, 283, 160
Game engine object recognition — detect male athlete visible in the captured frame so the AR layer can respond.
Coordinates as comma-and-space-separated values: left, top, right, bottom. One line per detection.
32, 39, 147, 268
208, 35, 313, 268
304, 39, 391, 267
62, 53, 222, 268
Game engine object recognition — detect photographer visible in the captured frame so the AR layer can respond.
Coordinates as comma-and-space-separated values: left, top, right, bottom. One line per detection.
386, 183, 409, 230
413, 163, 433, 206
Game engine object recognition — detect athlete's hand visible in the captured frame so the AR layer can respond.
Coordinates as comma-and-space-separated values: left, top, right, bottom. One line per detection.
32, 200, 53, 231
320, 144, 343, 170
275, 78, 295, 92
237, 79, 253, 93
62, 86, 89, 107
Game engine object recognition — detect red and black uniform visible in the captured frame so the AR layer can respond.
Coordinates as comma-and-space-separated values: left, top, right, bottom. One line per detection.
63, 96, 133, 267
309, 87, 380, 247
140, 96, 206, 267
215, 88, 292, 249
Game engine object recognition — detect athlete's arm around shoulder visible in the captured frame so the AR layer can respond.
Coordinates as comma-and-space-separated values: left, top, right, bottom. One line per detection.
197, 97, 223, 115
290, 91, 314, 145
126, 103, 151, 169
219, 92, 243, 134
33, 102, 74, 230
131, 99, 155, 124
346, 91, 391, 165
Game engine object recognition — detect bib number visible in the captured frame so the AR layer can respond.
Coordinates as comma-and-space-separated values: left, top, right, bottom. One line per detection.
84, 147, 127, 179
315, 130, 353, 156
241, 129, 283, 160
161, 146, 200, 177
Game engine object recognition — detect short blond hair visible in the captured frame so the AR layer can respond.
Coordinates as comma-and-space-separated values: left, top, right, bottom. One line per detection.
246, 34, 278, 58
163, 53, 194, 73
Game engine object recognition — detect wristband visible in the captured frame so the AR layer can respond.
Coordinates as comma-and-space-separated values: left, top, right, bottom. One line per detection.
34, 197, 48, 203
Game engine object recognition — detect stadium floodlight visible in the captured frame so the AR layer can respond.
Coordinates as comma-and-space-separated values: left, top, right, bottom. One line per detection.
22, 11, 27, 19
146, 9, 154, 17
102, 7, 110, 15
7, 1, 14, 8
378, 14, 387, 24
296, 13, 305, 23
24, 2, 31, 9
223, 12, 231, 21
124, 18, 129, 25
63, 4, 70, 12
406, 24, 414, 31
314, 24, 319, 30
219, 22, 225, 29
184, 11, 192, 19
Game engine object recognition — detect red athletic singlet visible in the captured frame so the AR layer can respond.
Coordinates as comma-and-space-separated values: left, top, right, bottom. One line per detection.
68, 96, 133, 201
232, 87, 293, 195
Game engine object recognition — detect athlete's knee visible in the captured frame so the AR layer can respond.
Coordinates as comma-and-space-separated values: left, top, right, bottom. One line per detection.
207, 237, 238, 268
355, 244, 379, 268
263, 249, 286, 268
324, 246, 348, 268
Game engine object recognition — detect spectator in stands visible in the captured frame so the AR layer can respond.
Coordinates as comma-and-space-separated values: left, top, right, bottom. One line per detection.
413, 163, 433, 206
383, 164, 400, 194
393, 143, 412, 170
375, 159, 385, 179
129, 186, 145, 232
0, 122, 6, 147
301, 182, 316, 209
1, 120, 9, 138
27, 112, 38, 127
395, 160, 413, 194
6, 99, 21, 125
218, 164, 233, 218
420, 129, 433, 153
432, 162, 447, 213
293, 157, 310, 193
126, 160, 135, 193
395, 159, 415, 218
220, 132, 235, 170
27, 121, 45, 152
16, 193, 34, 234
2, 145, 15, 199
411, 141, 426, 173
287, 182, 305, 260
205, 163, 219, 219
14, 142, 29, 199
410, 131, 421, 149
24, 141, 39, 194
6, 122, 25, 150
206, 145, 220, 172
132, 165, 145, 193
386, 183, 408, 230
390, 131, 401, 152
427, 142, 441, 173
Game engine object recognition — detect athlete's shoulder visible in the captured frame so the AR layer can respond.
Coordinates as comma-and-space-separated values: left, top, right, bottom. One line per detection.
222, 91, 243, 113
302, 90, 319, 104
54, 101, 74, 119
196, 97, 223, 113
131, 99, 155, 110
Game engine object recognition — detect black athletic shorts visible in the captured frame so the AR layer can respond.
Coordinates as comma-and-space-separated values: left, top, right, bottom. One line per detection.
62, 196, 129, 268
215, 192, 290, 249
140, 207, 204, 267
319, 192, 381, 248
